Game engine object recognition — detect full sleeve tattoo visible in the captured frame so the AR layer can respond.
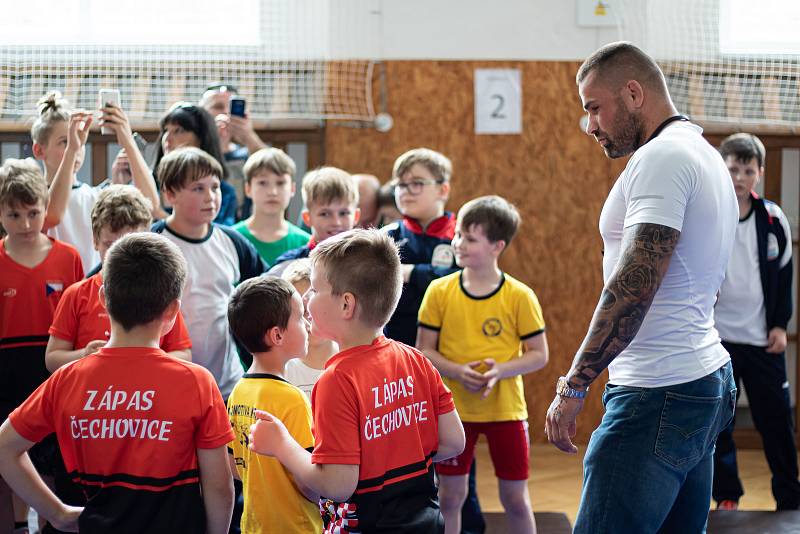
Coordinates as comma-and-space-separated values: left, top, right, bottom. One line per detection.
566, 223, 680, 389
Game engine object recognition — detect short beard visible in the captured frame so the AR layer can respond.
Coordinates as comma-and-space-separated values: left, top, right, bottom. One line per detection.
603, 104, 645, 159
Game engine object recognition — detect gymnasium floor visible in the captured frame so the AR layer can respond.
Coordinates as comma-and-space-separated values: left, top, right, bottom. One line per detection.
474, 440, 786, 524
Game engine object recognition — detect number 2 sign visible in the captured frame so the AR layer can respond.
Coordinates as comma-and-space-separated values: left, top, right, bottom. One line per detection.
474, 69, 522, 135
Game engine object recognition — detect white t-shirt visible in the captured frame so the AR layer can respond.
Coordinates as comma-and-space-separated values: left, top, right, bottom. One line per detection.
47, 182, 100, 274
598, 121, 738, 387
154, 223, 246, 398
715, 204, 792, 345
284, 358, 324, 399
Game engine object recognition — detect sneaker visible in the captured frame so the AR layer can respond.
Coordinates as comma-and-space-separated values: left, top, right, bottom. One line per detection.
717, 500, 739, 511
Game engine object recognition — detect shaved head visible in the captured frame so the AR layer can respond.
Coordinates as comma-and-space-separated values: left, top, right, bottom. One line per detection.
577, 41, 668, 95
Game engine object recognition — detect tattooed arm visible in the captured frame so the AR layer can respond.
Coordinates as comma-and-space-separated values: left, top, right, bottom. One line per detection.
567, 222, 680, 388
545, 222, 680, 453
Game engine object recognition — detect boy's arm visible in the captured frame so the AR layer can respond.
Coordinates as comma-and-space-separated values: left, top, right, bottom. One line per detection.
480, 333, 549, 399
0, 421, 82, 532
416, 327, 488, 392
197, 445, 235, 534
44, 112, 93, 231
45, 336, 105, 373
100, 104, 167, 220
249, 411, 358, 502
433, 409, 465, 462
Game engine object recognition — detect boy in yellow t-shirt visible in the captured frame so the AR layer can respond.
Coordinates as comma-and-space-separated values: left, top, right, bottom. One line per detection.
417, 195, 549, 534
226, 277, 321, 533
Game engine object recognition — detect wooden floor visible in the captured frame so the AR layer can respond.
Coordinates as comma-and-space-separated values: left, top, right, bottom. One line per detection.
475, 440, 784, 524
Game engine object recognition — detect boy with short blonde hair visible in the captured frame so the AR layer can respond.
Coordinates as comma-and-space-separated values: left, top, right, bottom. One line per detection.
281, 259, 338, 398
0, 233, 235, 533
249, 228, 465, 534
269, 167, 359, 275
0, 159, 83, 532
384, 147, 457, 347
227, 276, 321, 533
417, 195, 549, 534
233, 147, 311, 265
153, 147, 265, 398
46, 185, 192, 373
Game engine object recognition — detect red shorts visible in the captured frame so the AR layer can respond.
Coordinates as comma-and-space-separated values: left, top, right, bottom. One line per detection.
435, 420, 529, 480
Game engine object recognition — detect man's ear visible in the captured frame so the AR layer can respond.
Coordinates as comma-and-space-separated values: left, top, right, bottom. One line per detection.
341, 292, 357, 321
623, 80, 645, 110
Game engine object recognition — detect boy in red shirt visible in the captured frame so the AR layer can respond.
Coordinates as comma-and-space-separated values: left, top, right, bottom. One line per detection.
46, 185, 191, 371
249, 229, 465, 533
0, 159, 83, 532
0, 233, 234, 533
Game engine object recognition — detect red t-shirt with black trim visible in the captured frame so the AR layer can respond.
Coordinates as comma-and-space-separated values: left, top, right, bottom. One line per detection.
48, 272, 192, 352
0, 238, 83, 415
9, 347, 233, 533
311, 336, 455, 533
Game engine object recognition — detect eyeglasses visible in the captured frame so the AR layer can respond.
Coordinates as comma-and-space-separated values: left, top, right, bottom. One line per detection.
391, 178, 444, 196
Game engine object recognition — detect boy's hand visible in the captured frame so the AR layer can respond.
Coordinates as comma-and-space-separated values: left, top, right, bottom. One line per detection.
248, 410, 289, 457
82, 340, 106, 358
457, 361, 490, 392
111, 149, 131, 184
67, 112, 93, 149
479, 359, 500, 399
51, 504, 83, 532
100, 104, 133, 144
766, 327, 787, 354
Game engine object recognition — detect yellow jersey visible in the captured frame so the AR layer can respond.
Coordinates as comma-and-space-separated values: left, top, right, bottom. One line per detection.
418, 272, 545, 422
228, 373, 321, 534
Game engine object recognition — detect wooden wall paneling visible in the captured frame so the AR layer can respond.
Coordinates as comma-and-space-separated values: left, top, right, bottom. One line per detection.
325, 60, 618, 443
765, 147, 783, 205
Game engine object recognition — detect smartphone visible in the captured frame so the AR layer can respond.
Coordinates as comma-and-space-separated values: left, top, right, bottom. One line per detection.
230, 96, 246, 117
98, 89, 121, 135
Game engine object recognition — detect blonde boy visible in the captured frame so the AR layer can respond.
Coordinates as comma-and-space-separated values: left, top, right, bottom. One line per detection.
153, 147, 265, 398
417, 196, 549, 534
46, 185, 192, 373
249, 229, 465, 534
0, 159, 83, 532
384, 148, 457, 346
233, 148, 311, 265
281, 259, 338, 398
227, 277, 321, 533
268, 167, 359, 275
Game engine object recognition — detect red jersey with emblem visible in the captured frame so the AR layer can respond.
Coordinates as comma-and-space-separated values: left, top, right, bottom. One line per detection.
311, 336, 455, 533
48, 272, 191, 352
9, 347, 233, 533
0, 237, 83, 417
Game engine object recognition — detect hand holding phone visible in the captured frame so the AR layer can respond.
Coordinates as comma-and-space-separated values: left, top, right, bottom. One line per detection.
98, 89, 121, 135
230, 96, 246, 118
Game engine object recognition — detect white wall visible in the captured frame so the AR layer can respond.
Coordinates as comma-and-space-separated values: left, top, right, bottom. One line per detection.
378, 0, 620, 61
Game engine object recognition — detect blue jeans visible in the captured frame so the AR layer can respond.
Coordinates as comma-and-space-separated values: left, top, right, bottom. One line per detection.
574, 362, 736, 534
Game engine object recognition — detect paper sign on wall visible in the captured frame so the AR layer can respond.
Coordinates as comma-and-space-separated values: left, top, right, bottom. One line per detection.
474, 69, 522, 135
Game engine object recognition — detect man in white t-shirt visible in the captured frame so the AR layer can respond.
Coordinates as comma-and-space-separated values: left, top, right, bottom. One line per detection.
712, 133, 800, 511
544, 42, 738, 533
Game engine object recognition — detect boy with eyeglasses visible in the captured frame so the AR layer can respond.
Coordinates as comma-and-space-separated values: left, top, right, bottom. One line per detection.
383, 148, 458, 347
